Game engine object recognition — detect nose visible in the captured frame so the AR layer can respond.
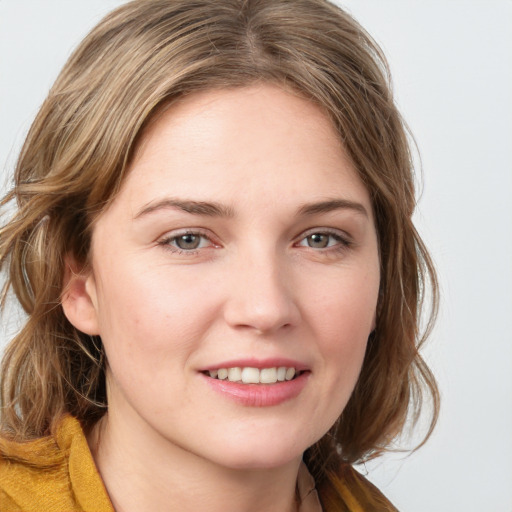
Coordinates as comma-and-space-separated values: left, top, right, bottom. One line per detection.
223, 250, 301, 335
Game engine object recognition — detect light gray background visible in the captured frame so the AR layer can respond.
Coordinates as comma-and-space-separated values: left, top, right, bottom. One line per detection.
1, 1, 511, 510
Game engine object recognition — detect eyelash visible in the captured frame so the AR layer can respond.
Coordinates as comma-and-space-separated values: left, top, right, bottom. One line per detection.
157, 228, 352, 255
158, 230, 215, 255
294, 229, 352, 252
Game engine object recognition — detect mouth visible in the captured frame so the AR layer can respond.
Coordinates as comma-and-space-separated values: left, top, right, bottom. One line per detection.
203, 366, 304, 384
200, 360, 310, 406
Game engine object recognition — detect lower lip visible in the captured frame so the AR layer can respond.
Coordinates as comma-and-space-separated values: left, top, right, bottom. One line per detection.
202, 372, 310, 407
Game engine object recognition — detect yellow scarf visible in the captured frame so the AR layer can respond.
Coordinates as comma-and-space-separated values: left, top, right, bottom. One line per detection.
0, 416, 396, 511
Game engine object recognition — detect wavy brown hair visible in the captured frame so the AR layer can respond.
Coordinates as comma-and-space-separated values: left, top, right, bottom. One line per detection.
0, 0, 438, 495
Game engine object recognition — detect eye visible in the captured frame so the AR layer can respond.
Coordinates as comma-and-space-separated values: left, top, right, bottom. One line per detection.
297, 231, 349, 250
159, 231, 214, 252
173, 233, 205, 250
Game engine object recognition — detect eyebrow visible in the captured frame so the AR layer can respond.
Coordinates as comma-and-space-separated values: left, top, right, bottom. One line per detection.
134, 198, 235, 219
134, 197, 368, 220
296, 199, 369, 218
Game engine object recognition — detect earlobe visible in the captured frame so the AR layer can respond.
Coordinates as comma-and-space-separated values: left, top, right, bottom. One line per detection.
61, 256, 100, 335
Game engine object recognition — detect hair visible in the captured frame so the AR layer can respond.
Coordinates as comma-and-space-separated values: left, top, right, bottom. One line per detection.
0, 0, 439, 498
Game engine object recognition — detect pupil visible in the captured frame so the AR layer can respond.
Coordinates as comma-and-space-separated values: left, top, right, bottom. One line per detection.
177, 234, 200, 249
309, 234, 328, 248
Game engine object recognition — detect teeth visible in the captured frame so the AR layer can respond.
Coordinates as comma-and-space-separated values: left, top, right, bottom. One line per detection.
277, 367, 287, 381
227, 367, 242, 382
241, 367, 260, 384
285, 368, 296, 381
207, 366, 300, 384
260, 367, 277, 384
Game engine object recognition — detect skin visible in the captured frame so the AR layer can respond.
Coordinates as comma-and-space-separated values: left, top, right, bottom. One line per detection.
63, 85, 380, 512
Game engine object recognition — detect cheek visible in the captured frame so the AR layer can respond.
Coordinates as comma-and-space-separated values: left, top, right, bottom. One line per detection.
305, 266, 379, 384
92, 262, 222, 366
309, 270, 379, 339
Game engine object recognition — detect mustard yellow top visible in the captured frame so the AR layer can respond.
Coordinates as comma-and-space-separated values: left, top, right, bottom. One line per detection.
0, 416, 113, 512
0, 416, 397, 512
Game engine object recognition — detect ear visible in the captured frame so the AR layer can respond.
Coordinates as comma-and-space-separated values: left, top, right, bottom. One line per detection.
61, 255, 100, 335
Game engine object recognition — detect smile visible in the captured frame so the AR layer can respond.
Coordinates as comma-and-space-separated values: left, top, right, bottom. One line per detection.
206, 367, 300, 384
202, 366, 310, 407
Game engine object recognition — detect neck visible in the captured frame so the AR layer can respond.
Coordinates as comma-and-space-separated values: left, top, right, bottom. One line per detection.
87, 411, 302, 512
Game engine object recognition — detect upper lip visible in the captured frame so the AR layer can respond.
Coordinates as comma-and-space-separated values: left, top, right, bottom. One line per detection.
200, 358, 309, 372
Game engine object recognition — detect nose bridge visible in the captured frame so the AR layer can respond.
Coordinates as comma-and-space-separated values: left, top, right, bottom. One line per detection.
223, 242, 299, 334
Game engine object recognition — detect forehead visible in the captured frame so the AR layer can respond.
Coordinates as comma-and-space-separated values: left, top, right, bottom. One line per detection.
112, 85, 371, 216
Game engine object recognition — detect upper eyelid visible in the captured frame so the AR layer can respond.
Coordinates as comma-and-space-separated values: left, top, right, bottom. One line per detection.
159, 227, 212, 240
296, 227, 352, 241
158, 229, 217, 247
156, 226, 353, 245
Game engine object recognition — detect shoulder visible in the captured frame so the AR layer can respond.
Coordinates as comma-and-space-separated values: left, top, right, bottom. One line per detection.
317, 463, 399, 512
0, 417, 76, 511
0, 415, 113, 512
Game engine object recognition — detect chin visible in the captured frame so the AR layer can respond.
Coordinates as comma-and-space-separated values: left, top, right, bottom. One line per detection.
216, 450, 302, 471
200, 432, 311, 471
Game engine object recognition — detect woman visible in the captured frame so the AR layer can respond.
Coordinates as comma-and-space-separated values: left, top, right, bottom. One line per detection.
0, 1, 439, 510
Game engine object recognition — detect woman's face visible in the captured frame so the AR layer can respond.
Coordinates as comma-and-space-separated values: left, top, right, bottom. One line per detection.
70, 85, 380, 469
